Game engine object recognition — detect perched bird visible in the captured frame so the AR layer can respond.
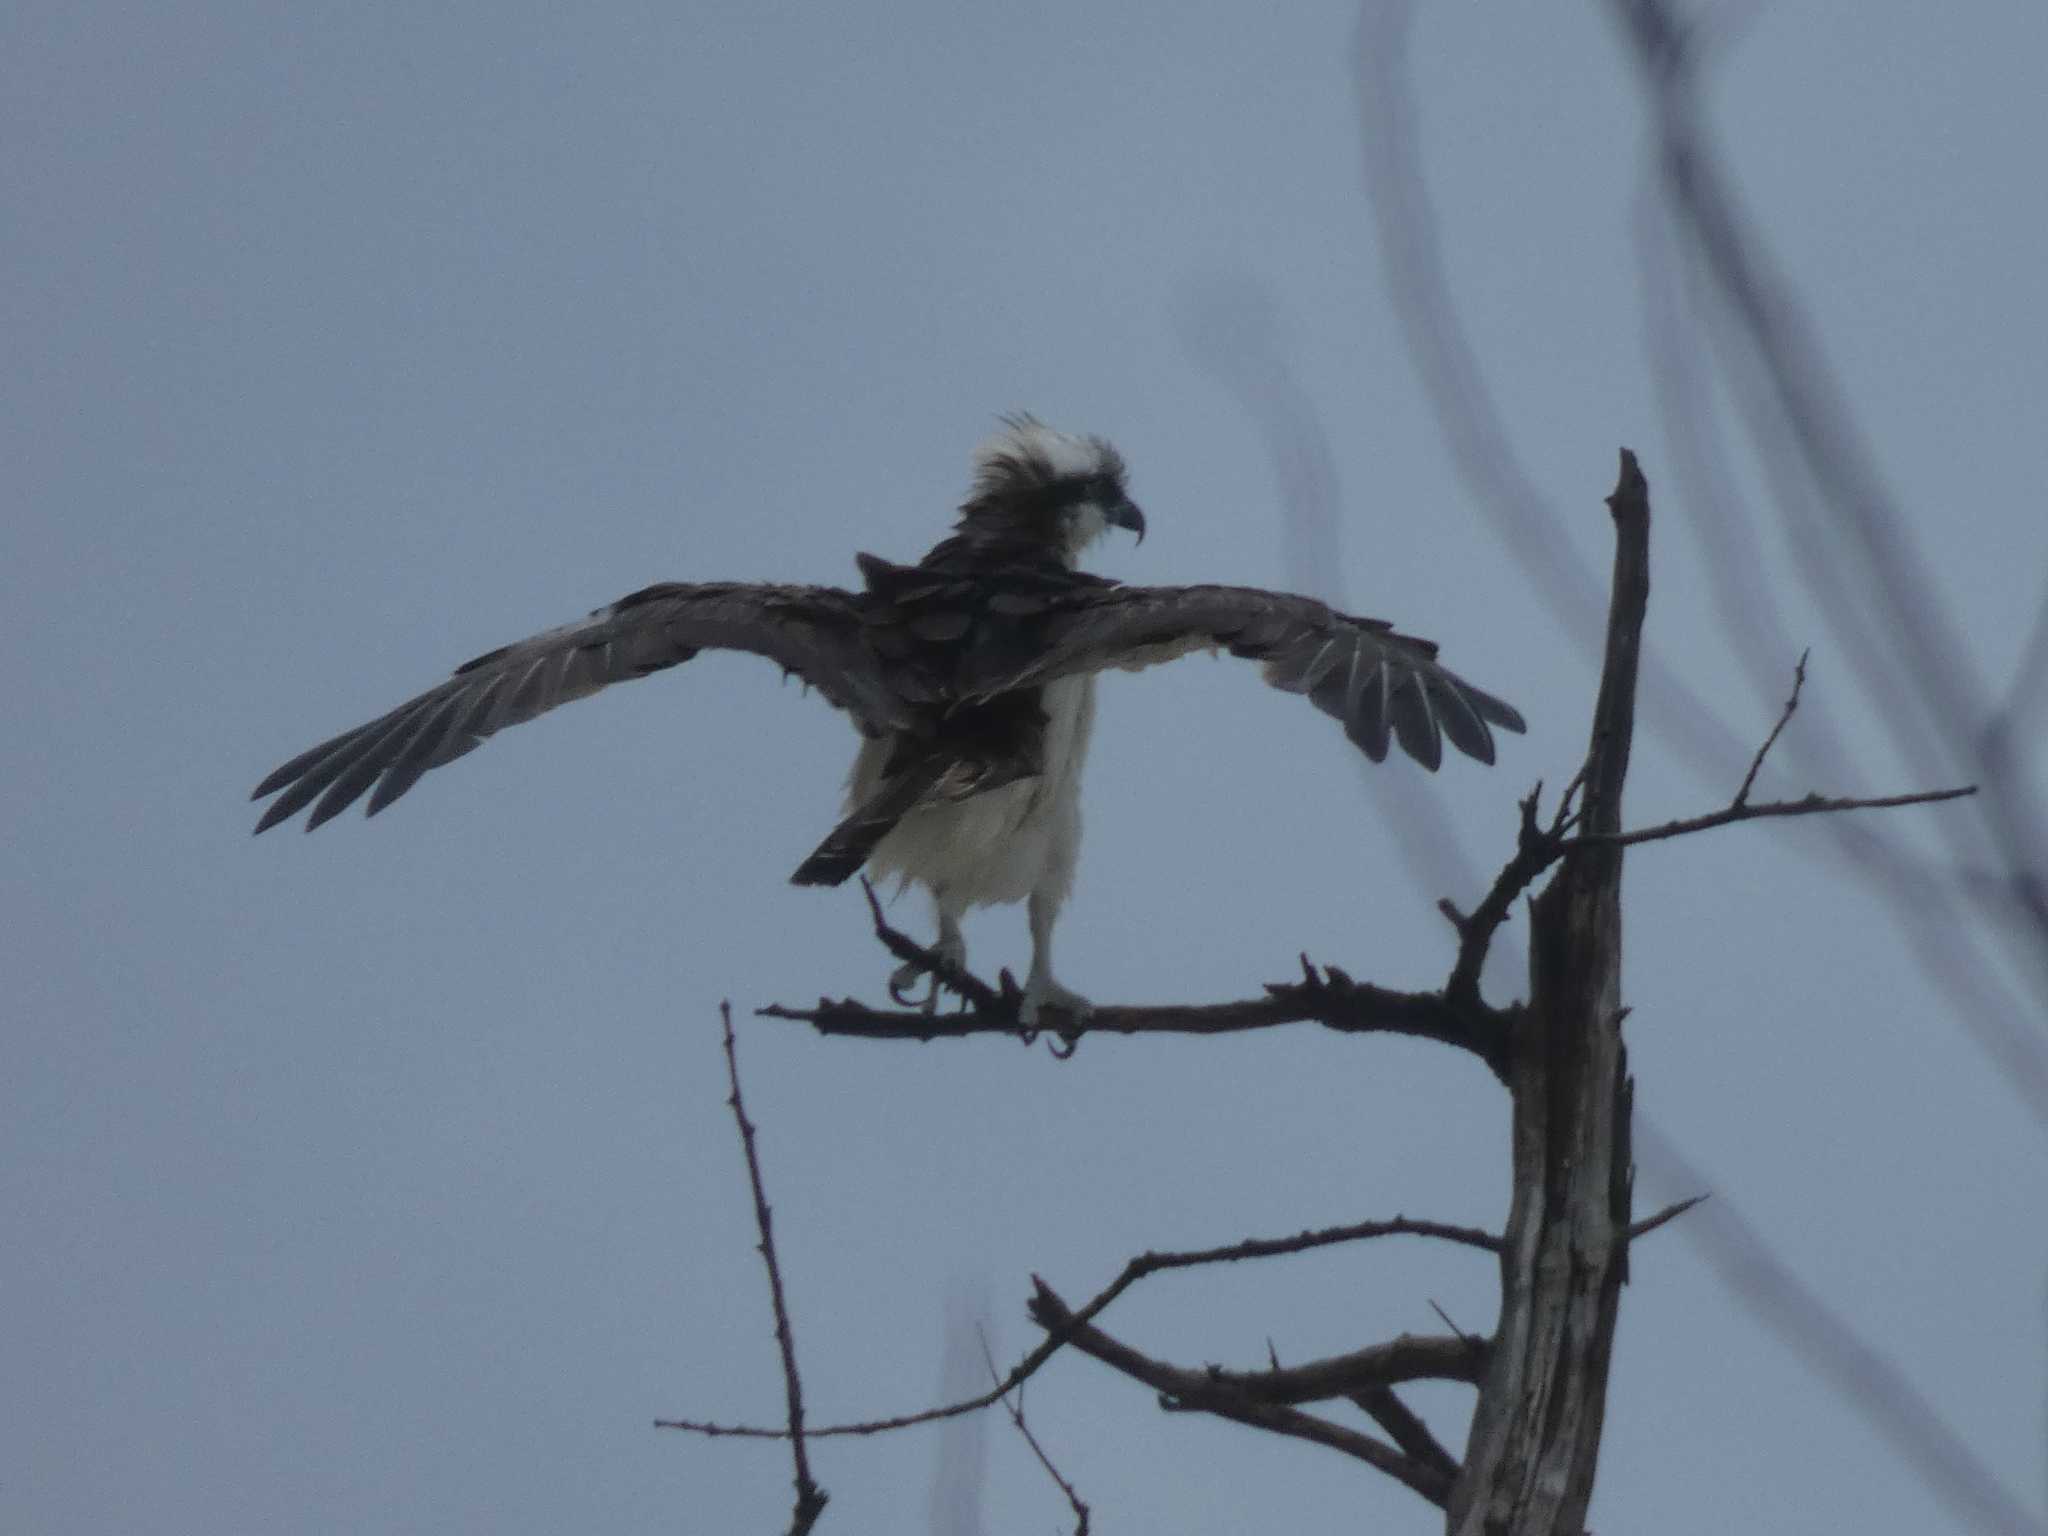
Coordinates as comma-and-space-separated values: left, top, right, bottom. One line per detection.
253, 416, 1525, 1022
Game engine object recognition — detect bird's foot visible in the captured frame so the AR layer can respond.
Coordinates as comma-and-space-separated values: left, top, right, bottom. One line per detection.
889, 930, 967, 1014
1020, 974, 1092, 1031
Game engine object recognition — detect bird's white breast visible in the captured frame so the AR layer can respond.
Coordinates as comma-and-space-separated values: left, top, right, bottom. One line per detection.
854, 675, 1096, 909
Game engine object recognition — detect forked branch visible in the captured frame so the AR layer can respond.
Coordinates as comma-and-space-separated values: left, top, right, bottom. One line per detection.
1028, 1279, 1457, 1511
659, 1211, 1498, 1442
978, 1328, 1091, 1536
1442, 648, 1973, 1000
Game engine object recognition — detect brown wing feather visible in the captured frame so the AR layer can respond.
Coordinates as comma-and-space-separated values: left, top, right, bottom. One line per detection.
251, 582, 902, 832
964, 583, 1525, 770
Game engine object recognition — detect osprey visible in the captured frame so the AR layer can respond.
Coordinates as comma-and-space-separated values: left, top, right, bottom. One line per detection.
253, 417, 1525, 1023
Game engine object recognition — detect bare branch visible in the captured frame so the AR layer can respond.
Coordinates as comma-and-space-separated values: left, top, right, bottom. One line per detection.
1441, 655, 1972, 1009
1733, 650, 1807, 808
764, 949, 1511, 1079
658, 1212, 1495, 1441
977, 1327, 1089, 1536
716, 1003, 827, 1534
1113, 1213, 1505, 1264
1201, 1332, 1487, 1404
1627, 1192, 1709, 1242
1572, 785, 1977, 854
1350, 1385, 1462, 1487
1429, 1298, 1481, 1350
1445, 782, 1571, 1008
1028, 1279, 1454, 1509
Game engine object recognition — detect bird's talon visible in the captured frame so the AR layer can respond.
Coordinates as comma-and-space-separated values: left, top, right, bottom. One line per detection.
1019, 979, 1093, 1032
889, 958, 934, 1010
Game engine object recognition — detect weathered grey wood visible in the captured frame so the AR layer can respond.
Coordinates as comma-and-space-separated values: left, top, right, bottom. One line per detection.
1449, 451, 1649, 1536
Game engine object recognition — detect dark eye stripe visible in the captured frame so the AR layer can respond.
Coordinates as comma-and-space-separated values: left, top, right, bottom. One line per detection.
1043, 474, 1121, 510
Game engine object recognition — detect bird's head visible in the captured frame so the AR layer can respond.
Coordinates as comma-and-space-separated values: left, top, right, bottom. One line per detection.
958, 414, 1146, 564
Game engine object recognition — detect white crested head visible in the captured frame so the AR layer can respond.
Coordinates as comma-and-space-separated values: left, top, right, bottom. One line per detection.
958, 413, 1144, 563
971, 415, 1108, 483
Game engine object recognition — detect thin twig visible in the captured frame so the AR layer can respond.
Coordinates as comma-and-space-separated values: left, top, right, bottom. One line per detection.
1428, 1299, 1479, 1349
1548, 763, 1590, 838
1734, 649, 1808, 808
717, 1003, 828, 1534
1442, 686, 1974, 1005
977, 1327, 1089, 1536
657, 1212, 1496, 1441
1627, 1191, 1709, 1241
1571, 785, 1977, 853
1444, 782, 1569, 1007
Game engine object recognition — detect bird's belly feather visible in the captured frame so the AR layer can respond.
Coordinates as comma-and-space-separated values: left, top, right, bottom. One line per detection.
854, 675, 1095, 908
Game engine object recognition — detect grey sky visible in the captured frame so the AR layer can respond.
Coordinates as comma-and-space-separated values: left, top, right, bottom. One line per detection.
6, 3, 2045, 1531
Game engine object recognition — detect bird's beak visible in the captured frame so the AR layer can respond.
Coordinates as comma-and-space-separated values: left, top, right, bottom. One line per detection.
1108, 497, 1146, 544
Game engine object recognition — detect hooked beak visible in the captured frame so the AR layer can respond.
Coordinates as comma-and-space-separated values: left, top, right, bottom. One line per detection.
1107, 496, 1146, 544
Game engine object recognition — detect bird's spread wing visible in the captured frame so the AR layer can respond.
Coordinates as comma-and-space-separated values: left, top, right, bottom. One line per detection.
962, 583, 1526, 770
251, 581, 899, 832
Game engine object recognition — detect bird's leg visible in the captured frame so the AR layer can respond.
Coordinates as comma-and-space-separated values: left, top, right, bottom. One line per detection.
890, 900, 965, 1013
1021, 888, 1091, 1028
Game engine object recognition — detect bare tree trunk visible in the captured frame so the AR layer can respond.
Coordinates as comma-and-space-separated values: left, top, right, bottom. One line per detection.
1449, 453, 1648, 1535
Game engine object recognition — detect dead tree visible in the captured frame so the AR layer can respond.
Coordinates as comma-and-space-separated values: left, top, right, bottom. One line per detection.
665, 452, 1970, 1534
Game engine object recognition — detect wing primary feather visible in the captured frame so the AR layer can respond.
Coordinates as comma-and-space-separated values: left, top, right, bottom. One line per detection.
1465, 685, 1526, 734
303, 705, 444, 831
253, 707, 414, 833
254, 700, 424, 833
365, 692, 468, 817
1342, 641, 1392, 762
453, 673, 511, 741
252, 719, 381, 801
1434, 675, 1496, 764
1387, 670, 1444, 769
